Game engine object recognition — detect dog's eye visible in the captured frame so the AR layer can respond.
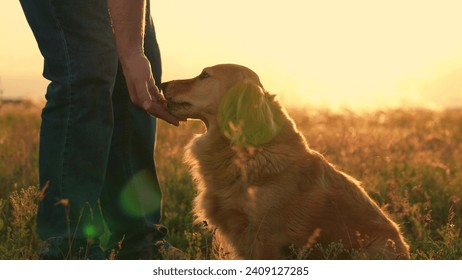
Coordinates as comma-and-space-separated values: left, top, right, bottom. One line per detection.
199, 71, 210, 80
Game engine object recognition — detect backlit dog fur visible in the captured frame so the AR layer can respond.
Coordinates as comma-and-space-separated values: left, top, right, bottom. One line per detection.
162, 64, 410, 259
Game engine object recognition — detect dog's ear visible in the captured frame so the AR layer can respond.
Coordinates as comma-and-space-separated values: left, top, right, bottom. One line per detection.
218, 81, 284, 147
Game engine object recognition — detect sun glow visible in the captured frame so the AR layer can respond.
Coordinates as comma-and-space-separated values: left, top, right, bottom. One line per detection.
153, 0, 462, 110
2, 0, 462, 110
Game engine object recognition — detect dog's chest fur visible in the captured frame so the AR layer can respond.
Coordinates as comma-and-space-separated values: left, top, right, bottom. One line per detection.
184, 131, 297, 232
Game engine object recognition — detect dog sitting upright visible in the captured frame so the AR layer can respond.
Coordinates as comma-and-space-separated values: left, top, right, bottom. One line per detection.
161, 64, 410, 259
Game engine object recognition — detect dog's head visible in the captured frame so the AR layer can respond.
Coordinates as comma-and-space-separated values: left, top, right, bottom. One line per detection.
162, 64, 284, 146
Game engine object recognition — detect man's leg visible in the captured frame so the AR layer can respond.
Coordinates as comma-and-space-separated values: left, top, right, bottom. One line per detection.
100, 1, 166, 259
20, 0, 118, 259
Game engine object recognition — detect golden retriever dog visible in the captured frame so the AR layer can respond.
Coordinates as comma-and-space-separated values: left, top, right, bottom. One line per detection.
161, 64, 410, 259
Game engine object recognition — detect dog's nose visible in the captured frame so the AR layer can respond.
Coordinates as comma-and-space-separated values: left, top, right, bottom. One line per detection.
160, 82, 170, 93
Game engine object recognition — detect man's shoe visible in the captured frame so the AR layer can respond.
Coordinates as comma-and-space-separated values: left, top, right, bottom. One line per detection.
107, 224, 187, 260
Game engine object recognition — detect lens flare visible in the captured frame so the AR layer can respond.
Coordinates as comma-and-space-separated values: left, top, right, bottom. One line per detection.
83, 224, 97, 238
119, 170, 161, 217
218, 82, 284, 147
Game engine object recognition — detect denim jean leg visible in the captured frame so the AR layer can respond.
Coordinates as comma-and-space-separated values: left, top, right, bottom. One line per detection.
20, 0, 118, 241
101, 6, 164, 247
145, 0, 162, 87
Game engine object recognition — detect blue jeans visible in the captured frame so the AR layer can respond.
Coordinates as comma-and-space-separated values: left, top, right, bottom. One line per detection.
20, 0, 163, 245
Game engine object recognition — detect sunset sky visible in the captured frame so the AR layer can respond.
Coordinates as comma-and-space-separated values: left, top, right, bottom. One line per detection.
1, 0, 462, 111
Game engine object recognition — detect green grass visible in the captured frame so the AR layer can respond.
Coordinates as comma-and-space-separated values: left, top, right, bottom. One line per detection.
1, 102, 461, 259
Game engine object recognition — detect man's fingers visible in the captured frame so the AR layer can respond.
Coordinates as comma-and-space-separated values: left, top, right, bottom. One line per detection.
146, 76, 157, 99
120, 53, 180, 126
147, 77, 167, 108
143, 100, 180, 126
126, 79, 179, 126
127, 82, 141, 106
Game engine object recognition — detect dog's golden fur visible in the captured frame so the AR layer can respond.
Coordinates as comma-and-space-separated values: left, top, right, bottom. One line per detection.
162, 64, 410, 259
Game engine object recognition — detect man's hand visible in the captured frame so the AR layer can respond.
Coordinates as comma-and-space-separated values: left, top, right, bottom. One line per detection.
120, 51, 180, 126
108, 0, 180, 126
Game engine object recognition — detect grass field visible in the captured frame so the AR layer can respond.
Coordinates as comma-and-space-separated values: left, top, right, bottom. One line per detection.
0, 101, 461, 259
